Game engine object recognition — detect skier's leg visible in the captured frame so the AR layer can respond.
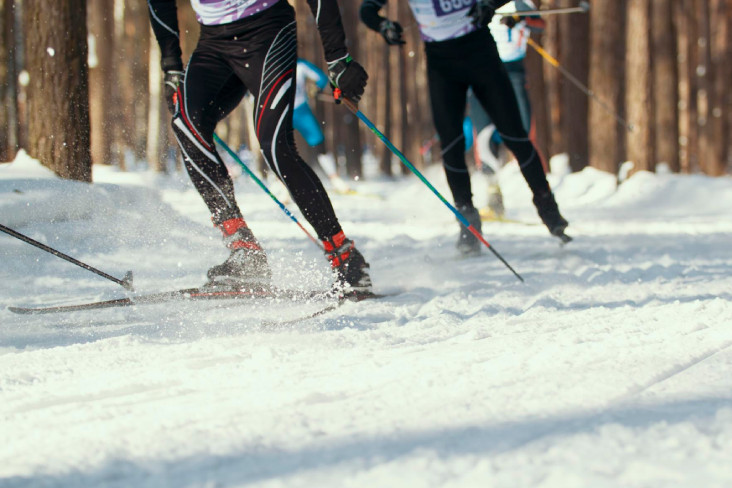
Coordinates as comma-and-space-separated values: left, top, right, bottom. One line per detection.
505, 61, 532, 134
235, 17, 370, 290
172, 48, 270, 285
426, 63, 472, 208
425, 52, 482, 255
470, 33, 568, 236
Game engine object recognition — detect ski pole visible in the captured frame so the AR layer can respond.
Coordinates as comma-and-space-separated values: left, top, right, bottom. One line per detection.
212, 133, 323, 250
0, 223, 134, 290
498, 1, 590, 17
337, 95, 524, 283
527, 38, 635, 133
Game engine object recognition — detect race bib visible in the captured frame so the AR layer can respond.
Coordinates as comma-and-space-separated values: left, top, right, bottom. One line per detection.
431, 0, 473, 17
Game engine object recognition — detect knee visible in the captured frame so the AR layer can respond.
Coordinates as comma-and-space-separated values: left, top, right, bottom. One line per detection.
172, 114, 214, 149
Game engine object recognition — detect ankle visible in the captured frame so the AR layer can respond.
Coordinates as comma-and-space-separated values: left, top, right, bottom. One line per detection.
217, 217, 262, 251
322, 231, 354, 267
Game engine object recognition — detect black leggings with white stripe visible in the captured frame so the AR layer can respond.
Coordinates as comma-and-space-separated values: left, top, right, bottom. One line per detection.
425, 28, 550, 209
172, 0, 341, 239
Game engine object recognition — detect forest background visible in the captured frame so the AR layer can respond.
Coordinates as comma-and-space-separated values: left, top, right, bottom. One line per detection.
0, 0, 730, 182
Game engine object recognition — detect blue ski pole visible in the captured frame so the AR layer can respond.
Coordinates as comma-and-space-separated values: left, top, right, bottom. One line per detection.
337, 95, 523, 282
213, 133, 323, 250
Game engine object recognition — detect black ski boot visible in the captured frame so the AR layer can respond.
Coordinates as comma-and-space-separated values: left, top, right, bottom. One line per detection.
456, 205, 482, 256
533, 190, 571, 242
206, 218, 272, 288
323, 231, 372, 296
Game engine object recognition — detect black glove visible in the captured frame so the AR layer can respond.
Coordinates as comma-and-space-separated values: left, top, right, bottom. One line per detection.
467, 0, 498, 28
328, 56, 368, 102
379, 19, 405, 45
163, 70, 184, 115
501, 15, 519, 29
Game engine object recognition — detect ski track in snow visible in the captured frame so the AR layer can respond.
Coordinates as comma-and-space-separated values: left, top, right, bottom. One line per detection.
1, 152, 732, 487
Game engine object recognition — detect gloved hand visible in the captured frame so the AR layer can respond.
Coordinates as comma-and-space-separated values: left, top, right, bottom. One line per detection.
467, 0, 499, 28
501, 15, 519, 29
379, 19, 405, 45
328, 56, 368, 102
163, 70, 184, 115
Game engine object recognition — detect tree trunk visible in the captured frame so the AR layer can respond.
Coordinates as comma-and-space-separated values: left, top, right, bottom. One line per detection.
526, 34, 550, 170
588, 0, 626, 175
559, 0, 589, 171
695, 0, 713, 174
23, 0, 91, 181
651, 0, 679, 172
88, 0, 115, 166
716, 0, 732, 171
402, 0, 424, 174
680, 0, 699, 172
127, 0, 151, 163
338, 0, 363, 179
543, 4, 563, 157
625, 0, 654, 174
146, 34, 167, 172
379, 42, 393, 176
0, 0, 19, 162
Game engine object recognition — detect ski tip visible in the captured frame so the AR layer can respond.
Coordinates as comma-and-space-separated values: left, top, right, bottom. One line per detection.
8, 306, 35, 315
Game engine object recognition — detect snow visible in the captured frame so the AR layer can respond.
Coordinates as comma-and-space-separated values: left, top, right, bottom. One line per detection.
2, 150, 732, 487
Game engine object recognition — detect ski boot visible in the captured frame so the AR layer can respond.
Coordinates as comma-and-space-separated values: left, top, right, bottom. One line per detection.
323, 231, 372, 298
206, 217, 272, 289
456, 205, 483, 256
533, 190, 572, 243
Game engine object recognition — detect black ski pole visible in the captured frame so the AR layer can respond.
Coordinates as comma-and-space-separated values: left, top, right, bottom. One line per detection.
0, 223, 134, 291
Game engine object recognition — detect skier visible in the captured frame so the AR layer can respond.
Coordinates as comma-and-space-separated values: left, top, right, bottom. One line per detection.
467, 0, 545, 220
360, 0, 570, 255
293, 58, 351, 194
147, 0, 372, 293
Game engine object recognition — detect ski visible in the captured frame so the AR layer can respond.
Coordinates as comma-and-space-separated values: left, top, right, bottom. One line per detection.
7, 286, 390, 315
7, 285, 330, 315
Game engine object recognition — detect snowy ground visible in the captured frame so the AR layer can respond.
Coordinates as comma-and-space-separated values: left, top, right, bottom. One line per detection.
1, 151, 732, 487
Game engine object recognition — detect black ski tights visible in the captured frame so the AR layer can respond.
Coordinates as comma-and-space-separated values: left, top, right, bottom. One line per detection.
171, 2, 342, 240
424, 28, 550, 208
